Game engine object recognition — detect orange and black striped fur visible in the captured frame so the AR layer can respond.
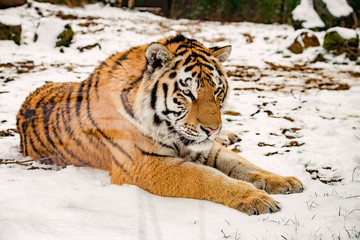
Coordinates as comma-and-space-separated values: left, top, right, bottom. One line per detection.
17, 35, 303, 215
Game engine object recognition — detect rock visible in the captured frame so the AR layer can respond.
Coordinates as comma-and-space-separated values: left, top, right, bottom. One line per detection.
55, 24, 74, 47
288, 30, 320, 54
323, 27, 359, 60
291, 0, 325, 31
0, 22, 21, 45
291, 0, 357, 30
0, 0, 26, 9
313, 0, 357, 29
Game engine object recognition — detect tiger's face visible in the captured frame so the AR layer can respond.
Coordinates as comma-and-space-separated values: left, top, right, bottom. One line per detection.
142, 36, 231, 150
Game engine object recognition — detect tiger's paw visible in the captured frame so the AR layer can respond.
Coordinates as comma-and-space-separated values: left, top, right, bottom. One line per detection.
252, 173, 304, 194
215, 129, 241, 146
237, 190, 280, 215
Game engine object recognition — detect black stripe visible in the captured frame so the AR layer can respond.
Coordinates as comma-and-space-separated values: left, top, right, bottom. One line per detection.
135, 145, 171, 158
46, 105, 75, 166
223, 82, 228, 100
60, 91, 90, 165
213, 148, 221, 168
28, 136, 47, 160
195, 53, 211, 63
228, 166, 236, 177
179, 78, 188, 87
94, 61, 107, 85
51, 106, 68, 165
85, 74, 133, 173
177, 49, 188, 56
121, 92, 135, 118
173, 82, 180, 93
202, 63, 214, 71
154, 113, 162, 125
163, 83, 168, 99
176, 44, 188, 52
62, 89, 91, 165
162, 83, 181, 116
189, 41, 203, 49
183, 90, 195, 101
198, 49, 211, 56
183, 55, 192, 66
165, 35, 186, 45
151, 81, 159, 109
28, 93, 53, 153
217, 68, 224, 77
179, 135, 195, 146
93, 73, 100, 88
184, 64, 196, 72
192, 152, 201, 162
140, 132, 175, 151
175, 111, 187, 121
30, 117, 48, 154
173, 97, 181, 105
84, 95, 133, 162
116, 51, 129, 65
23, 109, 36, 118
203, 155, 209, 165
42, 96, 57, 154
112, 158, 130, 176
173, 143, 180, 153
64, 89, 74, 135
171, 60, 182, 70
76, 81, 86, 118
120, 72, 144, 118
214, 88, 223, 96
169, 72, 177, 79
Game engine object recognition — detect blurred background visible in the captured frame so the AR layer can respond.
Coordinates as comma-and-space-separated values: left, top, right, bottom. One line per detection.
1, 0, 359, 27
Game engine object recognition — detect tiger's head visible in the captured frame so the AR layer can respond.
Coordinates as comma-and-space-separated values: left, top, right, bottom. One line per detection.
139, 35, 231, 151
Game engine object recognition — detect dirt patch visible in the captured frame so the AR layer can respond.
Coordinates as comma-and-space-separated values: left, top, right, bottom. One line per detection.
282, 141, 305, 147
229, 64, 357, 93
0, 129, 17, 137
0, 61, 36, 74
305, 167, 342, 184
258, 142, 275, 147
223, 110, 241, 116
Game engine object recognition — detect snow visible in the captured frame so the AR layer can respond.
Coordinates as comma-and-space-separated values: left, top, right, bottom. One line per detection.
292, 0, 325, 29
322, 0, 353, 18
327, 26, 358, 39
1, 1, 360, 239
286, 29, 316, 49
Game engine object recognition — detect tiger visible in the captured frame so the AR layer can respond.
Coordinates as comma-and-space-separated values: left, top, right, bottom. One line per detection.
16, 35, 303, 215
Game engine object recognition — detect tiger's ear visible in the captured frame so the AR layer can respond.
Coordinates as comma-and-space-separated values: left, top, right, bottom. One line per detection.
210, 45, 232, 62
145, 43, 173, 70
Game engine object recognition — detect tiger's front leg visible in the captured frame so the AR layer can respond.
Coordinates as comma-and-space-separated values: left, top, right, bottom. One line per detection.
205, 142, 304, 194
110, 154, 280, 215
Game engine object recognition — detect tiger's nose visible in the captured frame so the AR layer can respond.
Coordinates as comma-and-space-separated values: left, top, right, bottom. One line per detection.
200, 126, 219, 137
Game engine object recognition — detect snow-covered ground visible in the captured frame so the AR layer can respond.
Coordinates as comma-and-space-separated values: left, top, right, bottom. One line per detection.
1, 1, 360, 239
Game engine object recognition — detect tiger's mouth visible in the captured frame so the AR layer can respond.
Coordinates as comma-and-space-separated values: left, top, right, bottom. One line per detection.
176, 130, 214, 147
170, 123, 216, 148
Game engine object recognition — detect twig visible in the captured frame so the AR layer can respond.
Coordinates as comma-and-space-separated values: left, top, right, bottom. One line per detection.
346, 195, 360, 199
346, 209, 360, 218
221, 230, 231, 239
1, 156, 52, 165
